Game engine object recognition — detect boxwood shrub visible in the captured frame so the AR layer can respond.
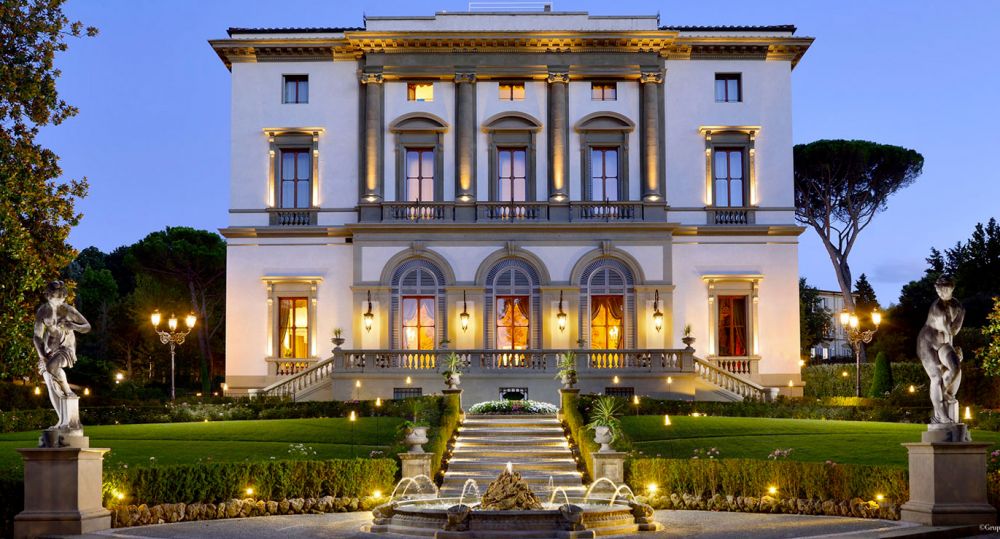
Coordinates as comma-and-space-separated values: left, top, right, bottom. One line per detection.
627, 458, 909, 503
103, 458, 397, 506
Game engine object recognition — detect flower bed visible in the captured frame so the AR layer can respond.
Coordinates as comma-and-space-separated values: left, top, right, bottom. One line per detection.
467, 399, 558, 415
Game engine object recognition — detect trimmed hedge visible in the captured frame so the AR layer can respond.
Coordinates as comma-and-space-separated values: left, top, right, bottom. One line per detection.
804, 363, 926, 399
103, 458, 397, 506
428, 392, 462, 481
562, 390, 598, 481
1, 470, 23, 539
627, 458, 909, 503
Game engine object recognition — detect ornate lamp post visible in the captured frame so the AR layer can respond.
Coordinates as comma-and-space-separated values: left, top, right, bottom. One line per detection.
838, 308, 882, 397
151, 310, 197, 401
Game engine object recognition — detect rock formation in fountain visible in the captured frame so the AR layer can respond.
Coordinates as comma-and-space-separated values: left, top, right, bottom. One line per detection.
479, 468, 544, 510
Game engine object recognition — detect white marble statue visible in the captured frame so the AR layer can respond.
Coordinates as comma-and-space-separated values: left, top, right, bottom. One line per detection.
32, 280, 90, 433
916, 275, 964, 425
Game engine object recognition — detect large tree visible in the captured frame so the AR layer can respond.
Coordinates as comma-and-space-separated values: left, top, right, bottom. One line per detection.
127, 227, 226, 394
853, 273, 880, 315
0, 0, 96, 378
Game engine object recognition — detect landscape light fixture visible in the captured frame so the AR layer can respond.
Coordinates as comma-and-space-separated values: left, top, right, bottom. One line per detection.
460, 291, 470, 332
151, 309, 197, 400
364, 291, 375, 332
652, 290, 663, 332
557, 291, 567, 332
839, 308, 883, 397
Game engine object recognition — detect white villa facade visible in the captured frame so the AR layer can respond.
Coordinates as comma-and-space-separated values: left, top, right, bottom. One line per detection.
211, 11, 813, 404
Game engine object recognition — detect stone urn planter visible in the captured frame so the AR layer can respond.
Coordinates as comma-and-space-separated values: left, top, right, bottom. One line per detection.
331, 337, 346, 349
559, 372, 577, 390
405, 426, 429, 453
593, 426, 614, 452
682, 336, 696, 348
444, 372, 461, 390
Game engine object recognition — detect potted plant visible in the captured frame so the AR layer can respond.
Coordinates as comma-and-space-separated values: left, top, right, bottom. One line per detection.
682, 324, 695, 348
331, 328, 345, 349
585, 396, 622, 453
554, 351, 577, 389
402, 400, 430, 453
442, 352, 463, 390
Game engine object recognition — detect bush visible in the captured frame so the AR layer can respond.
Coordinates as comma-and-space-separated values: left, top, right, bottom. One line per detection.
869, 352, 894, 398
803, 363, 926, 399
468, 399, 558, 415
426, 392, 462, 482
562, 391, 598, 481
103, 458, 397, 506
627, 458, 909, 503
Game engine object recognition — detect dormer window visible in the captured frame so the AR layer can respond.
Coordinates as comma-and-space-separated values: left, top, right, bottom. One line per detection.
407, 82, 434, 102
591, 82, 617, 101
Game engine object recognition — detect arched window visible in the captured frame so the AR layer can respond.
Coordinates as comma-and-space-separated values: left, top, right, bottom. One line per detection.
391, 259, 447, 350
484, 259, 541, 349
579, 259, 635, 349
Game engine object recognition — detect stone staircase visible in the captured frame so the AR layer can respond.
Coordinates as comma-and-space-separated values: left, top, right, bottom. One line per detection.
439, 414, 586, 498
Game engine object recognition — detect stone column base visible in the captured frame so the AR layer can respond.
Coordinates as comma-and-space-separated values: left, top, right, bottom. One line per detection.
900, 442, 996, 526
399, 452, 433, 480
14, 447, 111, 539
591, 452, 627, 486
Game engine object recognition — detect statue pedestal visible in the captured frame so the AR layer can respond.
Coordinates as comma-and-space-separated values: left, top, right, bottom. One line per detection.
923, 422, 970, 443
900, 442, 996, 526
13, 447, 111, 539
591, 452, 627, 485
399, 452, 433, 480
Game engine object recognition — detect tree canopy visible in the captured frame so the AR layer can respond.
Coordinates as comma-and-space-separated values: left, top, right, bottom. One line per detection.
0, 0, 96, 378
799, 278, 830, 355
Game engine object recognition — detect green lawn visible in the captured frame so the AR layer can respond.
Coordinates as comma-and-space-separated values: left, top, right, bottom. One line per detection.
622, 415, 1000, 467
0, 417, 403, 471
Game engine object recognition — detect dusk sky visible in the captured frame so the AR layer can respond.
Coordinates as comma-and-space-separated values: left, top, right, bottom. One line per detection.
45, 0, 999, 305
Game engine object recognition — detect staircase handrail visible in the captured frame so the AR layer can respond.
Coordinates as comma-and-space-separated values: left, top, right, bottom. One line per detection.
692, 356, 775, 402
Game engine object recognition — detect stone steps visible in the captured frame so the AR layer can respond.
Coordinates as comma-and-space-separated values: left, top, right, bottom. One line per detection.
440, 412, 585, 499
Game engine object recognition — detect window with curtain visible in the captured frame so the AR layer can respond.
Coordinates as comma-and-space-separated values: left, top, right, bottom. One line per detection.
718, 295, 748, 356
590, 295, 624, 350
496, 296, 529, 350
713, 148, 744, 207
497, 148, 527, 203
280, 149, 311, 209
590, 147, 619, 201
283, 75, 308, 104
407, 82, 434, 102
591, 82, 617, 101
405, 148, 435, 202
401, 296, 436, 350
278, 297, 308, 358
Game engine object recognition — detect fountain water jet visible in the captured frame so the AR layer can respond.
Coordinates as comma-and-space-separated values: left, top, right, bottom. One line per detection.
609, 485, 637, 506
583, 477, 620, 502
548, 487, 571, 506
458, 479, 480, 506
389, 475, 439, 502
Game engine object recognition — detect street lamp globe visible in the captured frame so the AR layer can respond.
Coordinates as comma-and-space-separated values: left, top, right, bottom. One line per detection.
151, 310, 162, 327
839, 309, 850, 327
185, 313, 197, 329
872, 310, 882, 327
168, 314, 178, 331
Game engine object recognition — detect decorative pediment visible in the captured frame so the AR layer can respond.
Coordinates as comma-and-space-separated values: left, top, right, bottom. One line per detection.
389, 113, 449, 133
575, 112, 635, 133
482, 112, 542, 133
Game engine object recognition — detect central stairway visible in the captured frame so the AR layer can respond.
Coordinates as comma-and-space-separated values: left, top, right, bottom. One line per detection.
439, 414, 586, 498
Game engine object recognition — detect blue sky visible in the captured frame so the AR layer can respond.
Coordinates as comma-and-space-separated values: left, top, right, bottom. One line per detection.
46, 0, 999, 305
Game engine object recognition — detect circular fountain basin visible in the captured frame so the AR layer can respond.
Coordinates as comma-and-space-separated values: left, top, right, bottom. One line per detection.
365, 497, 659, 538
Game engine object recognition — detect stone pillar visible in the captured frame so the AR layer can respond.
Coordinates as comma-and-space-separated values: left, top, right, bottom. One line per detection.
14, 448, 111, 539
399, 453, 433, 480
547, 70, 570, 207
360, 71, 384, 213
591, 452, 627, 485
901, 440, 996, 526
454, 72, 477, 217
639, 70, 663, 202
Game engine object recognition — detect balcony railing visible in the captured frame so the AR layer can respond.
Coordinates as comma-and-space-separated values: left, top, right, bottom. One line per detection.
710, 356, 760, 380
268, 208, 318, 226
572, 201, 641, 222
337, 348, 690, 374
708, 207, 755, 225
477, 202, 549, 222
382, 202, 455, 222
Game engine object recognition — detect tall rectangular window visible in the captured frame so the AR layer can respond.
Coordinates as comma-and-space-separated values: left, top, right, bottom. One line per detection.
590, 147, 619, 201
283, 75, 308, 104
405, 148, 435, 202
278, 297, 308, 358
497, 148, 527, 202
499, 82, 525, 101
713, 148, 744, 207
496, 296, 529, 350
280, 149, 311, 208
590, 295, 624, 350
718, 295, 748, 356
401, 296, 435, 350
591, 82, 617, 101
407, 82, 434, 102
715, 74, 741, 103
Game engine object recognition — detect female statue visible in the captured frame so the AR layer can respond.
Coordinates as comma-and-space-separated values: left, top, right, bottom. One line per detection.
32, 280, 90, 429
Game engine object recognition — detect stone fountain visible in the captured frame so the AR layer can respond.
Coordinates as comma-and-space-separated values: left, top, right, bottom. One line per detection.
365, 467, 659, 538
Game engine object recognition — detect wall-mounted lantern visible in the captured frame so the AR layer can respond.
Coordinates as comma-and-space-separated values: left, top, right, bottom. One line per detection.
363, 290, 374, 333
460, 291, 470, 332
557, 291, 567, 332
652, 290, 664, 333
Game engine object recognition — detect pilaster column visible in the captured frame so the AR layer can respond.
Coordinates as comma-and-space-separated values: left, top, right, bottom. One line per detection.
547, 71, 570, 202
360, 71, 384, 204
640, 70, 664, 201
454, 72, 477, 205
